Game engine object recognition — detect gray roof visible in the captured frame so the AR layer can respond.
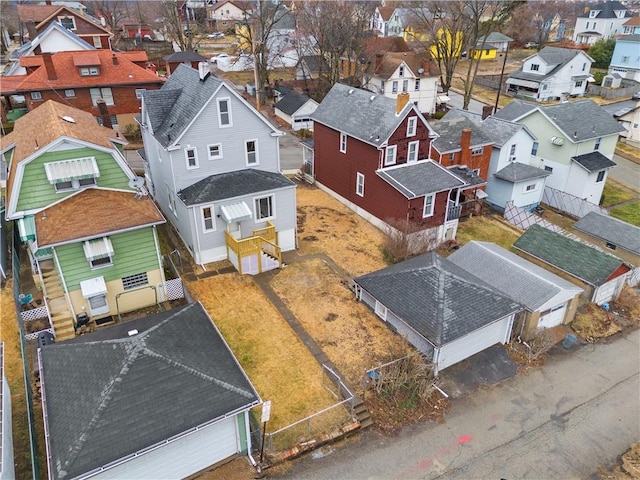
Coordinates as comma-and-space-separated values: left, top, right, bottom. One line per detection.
495, 99, 625, 142
39, 303, 260, 480
448, 165, 486, 186
444, 109, 534, 147
310, 83, 424, 148
574, 212, 640, 255
617, 34, 640, 43
513, 224, 625, 286
477, 32, 513, 44
449, 241, 582, 311
571, 151, 617, 172
274, 90, 314, 116
376, 160, 466, 198
494, 162, 551, 183
296, 55, 329, 73
163, 51, 208, 62
579, 1, 630, 18
178, 169, 294, 206
431, 111, 493, 153
354, 252, 521, 346
507, 47, 592, 84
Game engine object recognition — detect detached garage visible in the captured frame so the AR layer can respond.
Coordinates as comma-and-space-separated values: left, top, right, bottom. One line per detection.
448, 241, 584, 340
38, 302, 261, 480
354, 252, 522, 374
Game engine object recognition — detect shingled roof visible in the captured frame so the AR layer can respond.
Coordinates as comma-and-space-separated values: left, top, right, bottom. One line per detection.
354, 252, 521, 347
39, 302, 260, 480
377, 160, 466, 198
574, 212, 640, 256
431, 111, 494, 153
571, 152, 617, 172
506, 47, 593, 84
274, 90, 314, 116
579, 1, 630, 18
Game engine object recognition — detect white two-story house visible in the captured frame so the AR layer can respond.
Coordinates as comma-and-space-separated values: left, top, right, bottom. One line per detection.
495, 99, 625, 205
506, 47, 594, 102
139, 64, 296, 273
573, 0, 631, 45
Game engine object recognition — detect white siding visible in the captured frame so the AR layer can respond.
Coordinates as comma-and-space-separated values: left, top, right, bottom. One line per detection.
537, 303, 567, 330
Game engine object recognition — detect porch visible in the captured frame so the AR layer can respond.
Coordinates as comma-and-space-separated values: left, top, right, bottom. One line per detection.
225, 221, 283, 275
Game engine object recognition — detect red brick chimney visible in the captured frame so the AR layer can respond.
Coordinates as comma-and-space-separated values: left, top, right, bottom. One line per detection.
375, 53, 383, 72
460, 128, 472, 165
112, 53, 119, 65
96, 99, 112, 129
422, 59, 429, 76
42, 52, 57, 80
482, 105, 493, 120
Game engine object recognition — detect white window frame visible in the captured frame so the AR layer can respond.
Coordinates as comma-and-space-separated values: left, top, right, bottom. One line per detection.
217, 97, 232, 127
207, 143, 223, 160
385, 145, 397, 166
83, 237, 114, 270
90, 87, 114, 106
407, 140, 419, 163
93, 36, 102, 48
185, 147, 198, 169
471, 147, 483, 156
423, 194, 434, 218
374, 301, 387, 320
523, 182, 537, 193
64, 89, 75, 97
254, 195, 275, 221
392, 81, 398, 94
356, 172, 365, 197
399, 65, 404, 77
201, 206, 216, 232
414, 78, 420, 91
54, 177, 96, 192
531, 63, 539, 72
245, 139, 258, 165
340, 132, 347, 153
596, 170, 605, 183
166, 185, 176, 214
87, 294, 109, 315
31, 91, 42, 100
380, 80, 385, 93
58, 16, 76, 30
594, 137, 601, 151
402, 79, 408, 92
531, 142, 539, 156
407, 117, 417, 137
135, 88, 146, 99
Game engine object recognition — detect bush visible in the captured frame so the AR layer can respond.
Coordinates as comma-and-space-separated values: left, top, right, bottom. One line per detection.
123, 123, 142, 143
432, 111, 447, 120
297, 128, 312, 139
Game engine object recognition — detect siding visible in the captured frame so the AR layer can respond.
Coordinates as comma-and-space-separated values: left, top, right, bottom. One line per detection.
55, 227, 160, 291
16, 146, 131, 211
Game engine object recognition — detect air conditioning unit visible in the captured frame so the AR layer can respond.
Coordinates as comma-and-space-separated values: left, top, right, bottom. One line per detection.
550, 136, 564, 146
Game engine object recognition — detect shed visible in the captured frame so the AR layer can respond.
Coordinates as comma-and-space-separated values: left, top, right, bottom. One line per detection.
163, 51, 208, 75
513, 224, 631, 305
274, 90, 319, 131
448, 241, 584, 340
354, 252, 522, 374
38, 302, 261, 480
573, 212, 640, 268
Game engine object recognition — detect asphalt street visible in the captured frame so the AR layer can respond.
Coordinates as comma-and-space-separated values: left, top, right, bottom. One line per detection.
275, 329, 640, 480
610, 154, 640, 191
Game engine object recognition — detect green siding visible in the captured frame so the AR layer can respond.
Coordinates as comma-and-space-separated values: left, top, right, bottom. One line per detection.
237, 413, 248, 452
56, 227, 160, 291
16, 146, 132, 211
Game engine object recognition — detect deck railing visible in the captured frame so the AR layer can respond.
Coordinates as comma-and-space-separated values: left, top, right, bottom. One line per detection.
225, 221, 281, 274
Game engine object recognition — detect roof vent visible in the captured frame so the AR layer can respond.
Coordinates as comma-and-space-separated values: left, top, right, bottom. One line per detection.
369, 95, 375, 101
61, 116, 76, 123
127, 329, 139, 336
348, 89, 354, 95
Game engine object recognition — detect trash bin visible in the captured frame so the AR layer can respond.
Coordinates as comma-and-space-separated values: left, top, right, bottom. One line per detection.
562, 333, 577, 348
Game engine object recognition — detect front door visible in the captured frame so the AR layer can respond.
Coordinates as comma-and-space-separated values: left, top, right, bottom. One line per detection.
228, 221, 242, 239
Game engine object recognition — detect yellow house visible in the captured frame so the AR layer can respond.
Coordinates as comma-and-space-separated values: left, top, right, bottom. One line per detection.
234, 23, 252, 51
430, 28, 465, 59
403, 25, 429, 44
470, 47, 497, 60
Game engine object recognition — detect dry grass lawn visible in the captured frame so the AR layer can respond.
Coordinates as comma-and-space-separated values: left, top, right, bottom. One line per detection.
455, 213, 523, 251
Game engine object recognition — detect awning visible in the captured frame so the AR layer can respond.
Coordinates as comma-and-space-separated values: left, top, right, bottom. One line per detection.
436, 95, 451, 104
506, 78, 540, 89
44, 157, 100, 184
17, 216, 36, 241
80, 276, 107, 298
220, 202, 252, 223
83, 237, 114, 261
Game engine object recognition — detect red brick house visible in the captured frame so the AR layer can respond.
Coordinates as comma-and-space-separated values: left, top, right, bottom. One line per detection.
310, 83, 473, 249
0, 49, 164, 130
17, 3, 112, 49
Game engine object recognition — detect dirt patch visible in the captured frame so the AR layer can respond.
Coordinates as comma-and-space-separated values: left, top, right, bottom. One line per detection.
599, 441, 640, 479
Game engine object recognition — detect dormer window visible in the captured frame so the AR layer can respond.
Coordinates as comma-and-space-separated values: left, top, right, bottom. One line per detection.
531, 64, 540, 72
399, 65, 404, 77
45, 157, 100, 192
80, 66, 100, 76
58, 16, 76, 30
589, 10, 598, 18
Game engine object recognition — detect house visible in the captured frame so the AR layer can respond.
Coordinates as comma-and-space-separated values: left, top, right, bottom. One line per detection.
615, 101, 640, 145
361, 49, 441, 115
310, 84, 472, 249
274, 90, 319, 131
370, 6, 397, 37
38, 302, 261, 480
513, 224, 631, 305
622, 16, 640, 35
163, 51, 209, 75
573, 0, 631, 45
573, 212, 640, 267
608, 34, 640, 83
1, 100, 166, 341
448, 241, 583, 340
295, 55, 330, 80
208, 0, 254, 30
506, 47, 594, 102
17, 3, 112, 49
140, 64, 297, 271
354, 252, 522, 374
118, 19, 154, 39
0, 343, 15, 480
494, 99, 624, 205
0, 49, 164, 131
472, 32, 513, 59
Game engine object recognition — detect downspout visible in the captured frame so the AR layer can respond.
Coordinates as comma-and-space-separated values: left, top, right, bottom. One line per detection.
192, 207, 205, 271
152, 226, 167, 297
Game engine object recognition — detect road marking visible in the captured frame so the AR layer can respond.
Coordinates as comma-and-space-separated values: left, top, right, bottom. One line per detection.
398, 434, 473, 478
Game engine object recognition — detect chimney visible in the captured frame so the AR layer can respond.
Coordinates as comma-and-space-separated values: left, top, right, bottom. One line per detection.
42, 52, 57, 80
422, 59, 430, 76
396, 92, 410, 114
26, 21, 38, 42
460, 128, 472, 165
112, 54, 119, 65
482, 105, 493, 120
45, 0, 52, 4
375, 53, 383, 71
96, 99, 112, 129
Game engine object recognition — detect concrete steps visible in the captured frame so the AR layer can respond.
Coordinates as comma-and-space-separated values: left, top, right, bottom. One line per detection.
352, 397, 373, 429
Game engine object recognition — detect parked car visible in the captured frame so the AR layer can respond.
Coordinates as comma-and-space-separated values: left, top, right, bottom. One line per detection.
524, 41, 539, 49
633, 91, 640, 100
210, 53, 230, 63
207, 32, 225, 39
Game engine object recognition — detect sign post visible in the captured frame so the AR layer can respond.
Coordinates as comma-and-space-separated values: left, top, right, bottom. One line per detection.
259, 400, 271, 464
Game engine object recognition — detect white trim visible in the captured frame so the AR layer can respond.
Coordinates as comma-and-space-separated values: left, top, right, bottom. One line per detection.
217, 97, 232, 128
245, 139, 258, 166
356, 172, 365, 197
340, 132, 347, 153
185, 146, 199, 169
423, 193, 434, 217
384, 145, 397, 166
407, 140, 419, 163
201, 205, 216, 232
207, 143, 223, 160
253, 194, 275, 222
407, 116, 417, 137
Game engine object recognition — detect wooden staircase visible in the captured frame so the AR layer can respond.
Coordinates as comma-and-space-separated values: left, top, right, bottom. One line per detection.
40, 262, 76, 341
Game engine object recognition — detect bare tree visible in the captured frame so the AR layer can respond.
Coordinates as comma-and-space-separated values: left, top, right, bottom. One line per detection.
86, 0, 131, 44
0, 1, 19, 54
151, 0, 196, 52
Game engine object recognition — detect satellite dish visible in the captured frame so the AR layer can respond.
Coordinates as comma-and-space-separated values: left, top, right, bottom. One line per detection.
418, 68, 424, 74
128, 177, 145, 189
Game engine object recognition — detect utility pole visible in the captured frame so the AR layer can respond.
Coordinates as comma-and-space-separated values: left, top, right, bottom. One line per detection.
494, 42, 510, 114
253, 34, 260, 111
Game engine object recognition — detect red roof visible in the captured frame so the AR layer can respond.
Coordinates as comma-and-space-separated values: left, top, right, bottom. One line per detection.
17, 4, 60, 23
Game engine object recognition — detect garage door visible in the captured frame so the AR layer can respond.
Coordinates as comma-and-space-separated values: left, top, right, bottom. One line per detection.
436, 316, 512, 373
537, 303, 566, 330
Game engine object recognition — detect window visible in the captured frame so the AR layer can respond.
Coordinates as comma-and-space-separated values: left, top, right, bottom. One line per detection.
531, 142, 539, 155
596, 170, 605, 182
135, 89, 146, 99
96, 115, 118, 127
414, 78, 420, 91
185, 147, 198, 168
90, 87, 114, 106
423, 194, 434, 217
385, 145, 397, 166
530, 63, 539, 72
586, 22, 590, 29
582, 62, 587, 72
207, 143, 222, 160
374, 301, 387, 320
606, 242, 617, 250
575, 81, 583, 88
356, 172, 365, 197
392, 81, 398, 94
399, 65, 404, 77
65, 89, 75, 97
54, 181, 74, 192
45, 157, 99, 191
31, 91, 42, 100
524, 183, 537, 192
407, 117, 417, 137
407, 141, 419, 163
166, 185, 176, 214
380, 80, 385, 93
217, 98, 232, 126
245, 139, 258, 165
122, 273, 149, 290
58, 16, 76, 30
93, 36, 102, 48
255, 195, 274, 220
471, 147, 483, 156
595, 137, 601, 150
340, 132, 347, 153
402, 80, 408, 92
544, 165, 553, 172
202, 206, 215, 231
80, 66, 100, 76
622, 56, 629, 64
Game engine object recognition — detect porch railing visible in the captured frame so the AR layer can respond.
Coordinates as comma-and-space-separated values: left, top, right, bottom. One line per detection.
447, 201, 462, 221
225, 221, 282, 274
